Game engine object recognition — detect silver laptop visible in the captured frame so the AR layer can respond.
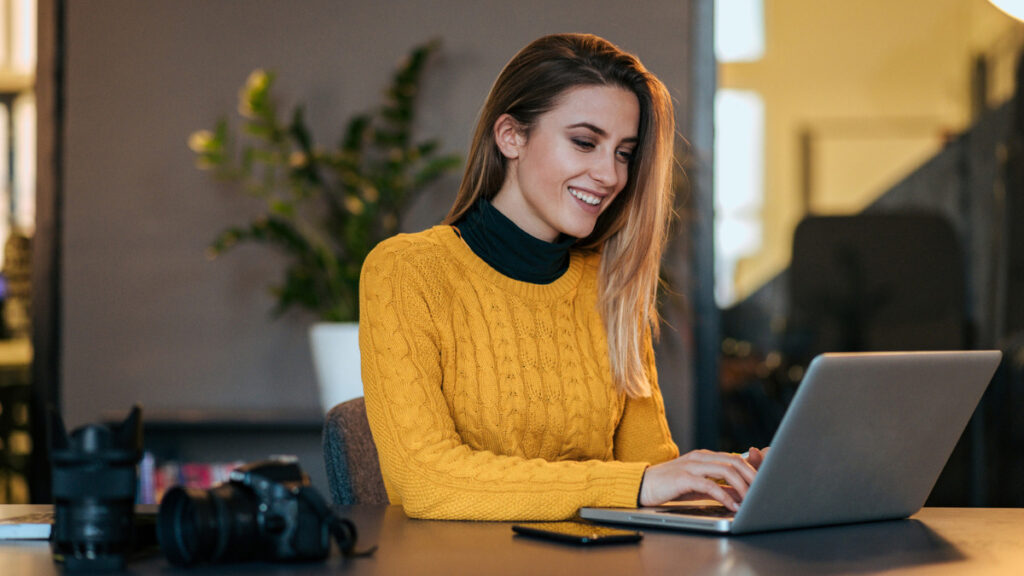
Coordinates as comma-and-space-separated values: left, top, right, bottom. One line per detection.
580, 350, 1002, 534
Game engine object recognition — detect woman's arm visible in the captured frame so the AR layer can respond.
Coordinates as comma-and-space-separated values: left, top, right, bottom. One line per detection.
613, 327, 679, 464
359, 239, 647, 521
615, 325, 761, 510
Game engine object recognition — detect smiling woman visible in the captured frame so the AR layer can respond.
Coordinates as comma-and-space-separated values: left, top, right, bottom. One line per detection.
356, 33, 766, 522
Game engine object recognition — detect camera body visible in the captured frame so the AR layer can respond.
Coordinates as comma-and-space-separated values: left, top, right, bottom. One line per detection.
158, 459, 332, 565
229, 460, 332, 561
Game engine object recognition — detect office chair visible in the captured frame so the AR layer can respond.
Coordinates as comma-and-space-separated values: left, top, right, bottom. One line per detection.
786, 212, 967, 361
322, 397, 389, 506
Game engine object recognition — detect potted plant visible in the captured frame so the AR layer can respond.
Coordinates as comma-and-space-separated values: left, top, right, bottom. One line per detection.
188, 40, 461, 412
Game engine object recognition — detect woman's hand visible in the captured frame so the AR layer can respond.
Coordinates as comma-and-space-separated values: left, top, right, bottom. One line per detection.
638, 449, 762, 510
745, 446, 770, 470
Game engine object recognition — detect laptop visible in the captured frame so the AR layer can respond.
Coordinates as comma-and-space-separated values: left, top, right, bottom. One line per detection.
580, 350, 1002, 534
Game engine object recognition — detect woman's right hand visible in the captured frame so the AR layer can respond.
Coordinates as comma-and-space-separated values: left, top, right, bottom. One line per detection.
638, 449, 759, 510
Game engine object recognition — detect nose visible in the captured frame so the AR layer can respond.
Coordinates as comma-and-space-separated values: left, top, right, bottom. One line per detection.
590, 149, 622, 190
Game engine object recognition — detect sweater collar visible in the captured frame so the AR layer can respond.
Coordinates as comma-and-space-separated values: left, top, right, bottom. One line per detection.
455, 198, 576, 284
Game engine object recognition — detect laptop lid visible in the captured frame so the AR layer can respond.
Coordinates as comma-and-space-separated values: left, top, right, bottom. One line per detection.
580, 350, 1002, 534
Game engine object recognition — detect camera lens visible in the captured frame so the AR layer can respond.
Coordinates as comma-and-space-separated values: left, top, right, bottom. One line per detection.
157, 484, 262, 565
50, 406, 143, 573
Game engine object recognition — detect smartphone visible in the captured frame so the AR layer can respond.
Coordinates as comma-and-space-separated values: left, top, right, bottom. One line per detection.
511, 521, 642, 545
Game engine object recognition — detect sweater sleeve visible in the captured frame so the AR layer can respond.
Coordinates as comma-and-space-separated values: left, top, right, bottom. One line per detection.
613, 327, 680, 465
359, 240, 647, 521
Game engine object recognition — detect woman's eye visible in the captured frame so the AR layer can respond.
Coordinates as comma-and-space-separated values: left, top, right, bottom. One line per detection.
617, 149, 634, 163
571, 138, 596, 150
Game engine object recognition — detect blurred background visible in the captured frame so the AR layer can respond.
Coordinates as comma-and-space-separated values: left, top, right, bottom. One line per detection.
0, 0, 1021, 507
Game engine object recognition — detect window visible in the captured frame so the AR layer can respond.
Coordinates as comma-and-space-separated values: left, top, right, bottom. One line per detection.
1, 0, 37, 267
0, 0, 35, 505
714, 0, 766, 306
715, 0, 765, 63
714, 89, 764, 307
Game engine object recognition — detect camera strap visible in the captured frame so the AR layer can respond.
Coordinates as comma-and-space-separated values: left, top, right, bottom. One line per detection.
297, 486, 378, 558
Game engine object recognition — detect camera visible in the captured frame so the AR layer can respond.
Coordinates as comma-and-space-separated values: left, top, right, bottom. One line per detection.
157, 459, 361, 565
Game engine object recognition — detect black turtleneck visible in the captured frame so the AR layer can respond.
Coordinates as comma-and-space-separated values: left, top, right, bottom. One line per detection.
455, 198, 576, 284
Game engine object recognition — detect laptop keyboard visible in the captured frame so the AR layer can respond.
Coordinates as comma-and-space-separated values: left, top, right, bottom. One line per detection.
662, 505, 735, 518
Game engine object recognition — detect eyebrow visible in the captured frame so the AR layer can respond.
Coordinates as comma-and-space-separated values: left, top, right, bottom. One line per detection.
568, 122, 638, 143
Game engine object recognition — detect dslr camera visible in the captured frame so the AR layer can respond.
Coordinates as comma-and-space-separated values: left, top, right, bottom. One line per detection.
157, 459, 362, 565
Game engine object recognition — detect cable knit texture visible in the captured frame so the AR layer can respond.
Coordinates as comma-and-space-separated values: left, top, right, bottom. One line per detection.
360, 225, 679, 520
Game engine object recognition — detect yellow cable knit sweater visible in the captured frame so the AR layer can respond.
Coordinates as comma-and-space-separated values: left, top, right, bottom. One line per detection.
359, 225, 679, 521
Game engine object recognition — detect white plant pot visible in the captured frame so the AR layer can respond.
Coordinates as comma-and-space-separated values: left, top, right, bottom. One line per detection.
309, 322, 362, 413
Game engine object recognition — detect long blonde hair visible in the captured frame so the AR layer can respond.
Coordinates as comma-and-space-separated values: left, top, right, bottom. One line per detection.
444, 34, 676, 398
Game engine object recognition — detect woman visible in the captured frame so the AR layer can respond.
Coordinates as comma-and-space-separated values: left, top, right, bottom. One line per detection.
359, 33, 765, 521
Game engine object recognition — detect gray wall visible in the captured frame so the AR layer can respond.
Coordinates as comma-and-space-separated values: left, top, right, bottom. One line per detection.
61, 1, 697, 452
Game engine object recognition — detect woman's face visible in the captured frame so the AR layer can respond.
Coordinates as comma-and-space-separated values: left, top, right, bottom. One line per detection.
492, 84, 640, 242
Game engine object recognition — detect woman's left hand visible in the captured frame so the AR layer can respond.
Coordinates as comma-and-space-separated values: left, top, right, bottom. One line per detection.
745, 446, 770, 470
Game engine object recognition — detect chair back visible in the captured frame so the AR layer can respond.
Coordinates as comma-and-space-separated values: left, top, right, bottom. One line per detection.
787, 213, 967, 361
322, 396, 388, 506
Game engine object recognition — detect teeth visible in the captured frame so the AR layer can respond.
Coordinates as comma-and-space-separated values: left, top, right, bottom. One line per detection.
570, 187, 601, 206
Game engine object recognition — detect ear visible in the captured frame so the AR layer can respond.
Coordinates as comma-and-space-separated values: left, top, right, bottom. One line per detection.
493, 114, 526, 159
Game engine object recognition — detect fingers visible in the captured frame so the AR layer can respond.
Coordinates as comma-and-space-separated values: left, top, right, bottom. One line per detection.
746, 447, 762, 468
639, 449, 765, 508
654, 471, 742, 510
745, 446, 771, 470
684, 459, 752, 501
684, 449, 758, 490
691, 476, 741, 511
678, 450, 757, 508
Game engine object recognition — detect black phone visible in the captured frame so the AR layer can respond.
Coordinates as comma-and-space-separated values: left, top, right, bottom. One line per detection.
511, 521, 642, 545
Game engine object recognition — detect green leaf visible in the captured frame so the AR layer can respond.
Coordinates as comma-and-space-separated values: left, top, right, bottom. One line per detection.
341, 114, 372, 153
289, 106, 314, 151
269, 199, 295, 217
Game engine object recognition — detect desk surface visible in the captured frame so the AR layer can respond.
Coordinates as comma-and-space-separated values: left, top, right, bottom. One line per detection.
3, 505, 1024, 575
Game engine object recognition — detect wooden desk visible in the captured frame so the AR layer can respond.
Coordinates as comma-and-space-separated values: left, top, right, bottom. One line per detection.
3, 505, 1024, 575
